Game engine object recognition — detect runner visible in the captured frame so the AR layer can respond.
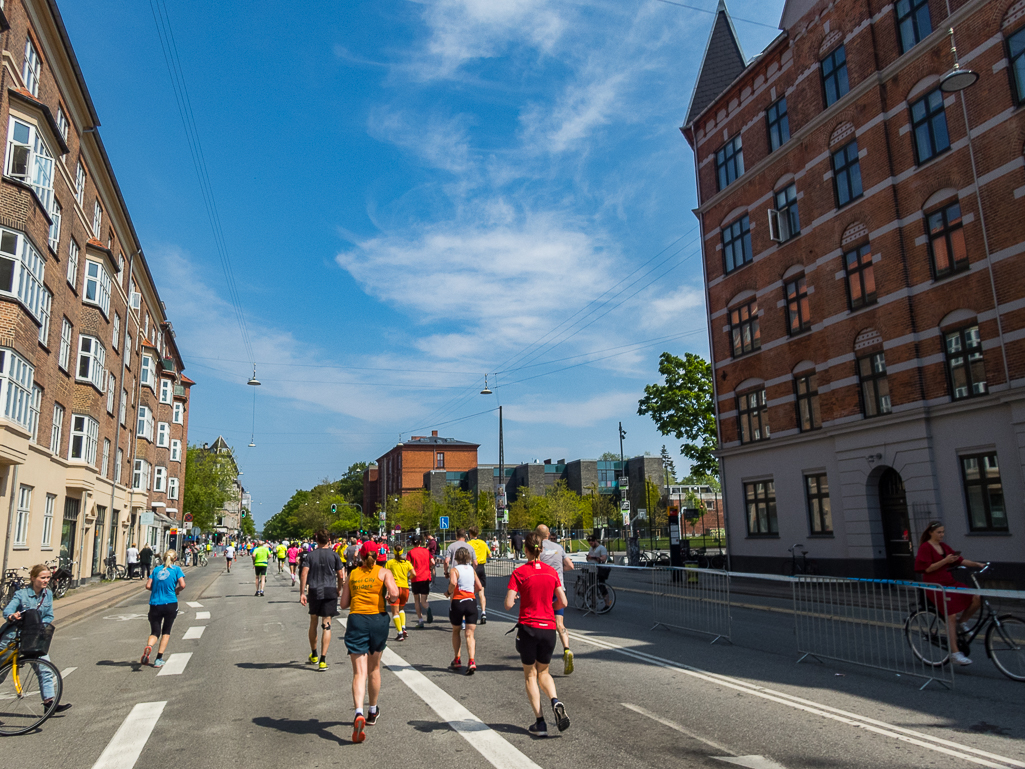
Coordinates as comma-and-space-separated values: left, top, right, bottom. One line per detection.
252, 540, 271, 596
276, 541, 288, 574
384, 548, 415, 641
224, 541, 235, 573
466, 526, 489, 624
375, 537, 390, 566
426, 535, 440, 579
407, 536, 433, 628
341, 542, 399, 743
142, 549, 186, 668
300, 529, 344, 671
535, 524, 575, 674
443, 529, 477, 579
505, 533, 570, 736
343, 537, 359, 584
287, 541, 300, 585
447, 547, 483, 673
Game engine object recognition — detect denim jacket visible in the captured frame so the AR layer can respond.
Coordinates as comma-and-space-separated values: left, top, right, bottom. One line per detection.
1, 587, 53, 644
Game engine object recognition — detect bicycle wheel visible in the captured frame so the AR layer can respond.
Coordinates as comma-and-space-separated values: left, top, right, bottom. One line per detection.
592, 584, 616, 614
0, 657, 63, 735
905, 609, 949, 666
655, 553, 670, 566
115, 565, 126, 580
986, 615, 1025, 682
572, 577, 587, 610
52, 578, 68, 600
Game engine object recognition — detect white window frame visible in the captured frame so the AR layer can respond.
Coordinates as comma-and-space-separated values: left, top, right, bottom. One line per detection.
58, 317, 72, 371
167, 476, 179, 501
125, 332, 132, 369
41, 493, 55, 547
14, 485, 31, 546
83, 259, 111, 316
68, 413, 99, 466
154, 466, 167, 493
0, 227, 47, 322
132, 458, 151, 491
156, 421, 170, 448
5, 117, 54, 210
22, 37, 41, 96
170, 439, 182, 462
0, 347, 35, 432
75, 334, 106, 390
119, 388, 127, 426
115, 448, 123, 484
48, 196, 61, 251
67, 239, 79, 288
92, 200, 102, 239
106, 372, 116, 413
38, 286, 51, 346
29, 384, 41, 442
137, 404, 154, 441
172, 401, 184, 424
159, 378, 172, 404
50, 402, 63, 454
112, 312, 120, 350
140, 354, 156, 390
74, 161, 85, 205
101, 438, 110, 477
55, 106, 69, 143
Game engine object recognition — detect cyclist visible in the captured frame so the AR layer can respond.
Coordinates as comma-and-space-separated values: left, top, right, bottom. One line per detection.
914, 521, 985, 666
300, 529, 344, 671
384, 548, 415, 641
407, 536, 433, 628
142, 550, 185, 668
447, 547, 483, 673
505, 533, 569, 736
2, 564, 71, 713
341, 542, 399, 743
224, 542, 235, 573
466, 526, 489, 624
252, 541, 271, 596
536, 525, 575, 674
275, 542, 288, 574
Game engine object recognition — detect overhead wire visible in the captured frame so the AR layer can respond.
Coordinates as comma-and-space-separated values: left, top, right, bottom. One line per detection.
651, 0, 780, 29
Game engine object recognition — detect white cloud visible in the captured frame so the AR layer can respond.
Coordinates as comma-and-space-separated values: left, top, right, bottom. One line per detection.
506, 391, 640, 428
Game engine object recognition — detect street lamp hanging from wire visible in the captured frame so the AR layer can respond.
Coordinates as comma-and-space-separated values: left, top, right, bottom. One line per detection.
247, 365, 260, 447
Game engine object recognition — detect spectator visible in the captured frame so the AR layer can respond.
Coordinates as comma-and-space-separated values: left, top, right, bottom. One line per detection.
139, 543, 153, 579
126, 543, 140, 579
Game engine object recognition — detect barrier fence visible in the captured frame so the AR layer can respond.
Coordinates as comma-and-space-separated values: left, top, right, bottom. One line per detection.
651, 566, 731, 643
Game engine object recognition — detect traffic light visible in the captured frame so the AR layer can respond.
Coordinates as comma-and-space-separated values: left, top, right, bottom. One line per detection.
331, 503, 337, 514
241, 511, 247, 518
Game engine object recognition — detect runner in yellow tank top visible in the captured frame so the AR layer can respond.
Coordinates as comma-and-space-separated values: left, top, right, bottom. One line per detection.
467, 526, 489, 624
340, 543, 398, 743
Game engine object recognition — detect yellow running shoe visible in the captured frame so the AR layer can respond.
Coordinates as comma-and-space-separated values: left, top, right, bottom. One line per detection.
563, 649, 574, 675
308, 652, 318, 665
318, 660, 328, 672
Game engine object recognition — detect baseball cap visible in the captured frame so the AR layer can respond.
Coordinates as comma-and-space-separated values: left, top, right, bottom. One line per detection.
359, 542, 378, 560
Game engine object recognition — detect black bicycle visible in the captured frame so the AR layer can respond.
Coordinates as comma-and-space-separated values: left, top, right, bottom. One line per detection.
782, 543, 818, 576
0, 569, 29, 609
572, 568, 616, 614
103, 556, 126, 582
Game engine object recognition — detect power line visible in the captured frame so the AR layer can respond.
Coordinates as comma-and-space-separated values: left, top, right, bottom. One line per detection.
652, 0, 780, 29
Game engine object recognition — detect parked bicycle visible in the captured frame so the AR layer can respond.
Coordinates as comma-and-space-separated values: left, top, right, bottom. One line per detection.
782, 544, 818, 576
572, 568, 616, 614
44, 560, 73, 600
0, 619, 64, 735
0, 569, 29, 609
905, 563, 1025, 681
103, 555, 127, 582
638, 550, 670, 567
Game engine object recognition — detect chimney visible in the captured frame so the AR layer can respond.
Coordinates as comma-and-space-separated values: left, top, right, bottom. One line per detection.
432, 430, 438, 437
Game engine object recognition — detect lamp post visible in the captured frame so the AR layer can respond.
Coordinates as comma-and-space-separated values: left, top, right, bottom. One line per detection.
480, 376, 506, 548
247, 366, 260, 447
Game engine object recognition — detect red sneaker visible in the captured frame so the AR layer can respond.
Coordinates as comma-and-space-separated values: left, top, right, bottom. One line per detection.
451, 656, 461, 670
141, 645, 152, 666
352, 714, 366, 744
467, 659, 476, 675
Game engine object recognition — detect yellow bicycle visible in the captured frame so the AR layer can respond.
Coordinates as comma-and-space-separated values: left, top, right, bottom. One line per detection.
0, 622, 63, 735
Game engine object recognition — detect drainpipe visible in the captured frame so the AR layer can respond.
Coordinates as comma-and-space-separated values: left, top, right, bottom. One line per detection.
1, 465, 19, 590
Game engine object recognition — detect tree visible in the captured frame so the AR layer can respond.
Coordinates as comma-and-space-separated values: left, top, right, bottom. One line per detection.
546, 481, 587, 534
240, 514, 256, 538
660, 445, 677, 484
476, 490, 496, 530
338, 462, 369, 503
508, 487, 547, 530
182, 445, 236, 532
598, 451, 620, 461
638, 352, 719, 479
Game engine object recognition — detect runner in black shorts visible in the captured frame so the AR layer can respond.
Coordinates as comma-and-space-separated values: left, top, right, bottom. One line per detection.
300, 529, 345, 672
447, 547, 483, 673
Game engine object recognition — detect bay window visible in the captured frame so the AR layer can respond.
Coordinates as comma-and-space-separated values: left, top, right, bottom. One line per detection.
0, 348, 35, 432
5, 117, 54, 209
137, 405, 154, 441
84, 259, 112, 315
76, 335, 106, 390
140, 354, 156, 390
69, 414, 99, 465
0, 227, 46, 322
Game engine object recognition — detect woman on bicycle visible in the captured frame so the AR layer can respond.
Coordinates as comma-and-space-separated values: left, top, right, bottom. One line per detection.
914, 522, 984, 666
142, 549, 185, 668
2, 564, 71, 713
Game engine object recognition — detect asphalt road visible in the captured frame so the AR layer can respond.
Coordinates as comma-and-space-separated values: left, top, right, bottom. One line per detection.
16, 556, 1025, 769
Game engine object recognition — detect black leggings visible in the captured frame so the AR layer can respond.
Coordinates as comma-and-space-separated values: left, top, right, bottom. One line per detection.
148, 602, 178, 637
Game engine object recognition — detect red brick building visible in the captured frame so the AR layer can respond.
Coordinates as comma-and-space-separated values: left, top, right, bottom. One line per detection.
0, 0, 193, 583
364, 431, 479, 515
682, 0, 1025, 580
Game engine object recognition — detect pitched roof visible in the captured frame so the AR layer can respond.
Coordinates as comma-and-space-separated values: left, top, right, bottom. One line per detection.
404, 436, 479, 447
684, 0, 747, 127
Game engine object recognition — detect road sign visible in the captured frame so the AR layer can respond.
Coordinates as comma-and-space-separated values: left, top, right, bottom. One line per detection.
170, 528, 178, 535
183, 513, 193, 523
191, 526, 201, 536
140, 512, 154, 526
439, 516, 450, 530
637, 508, 647, 521
378, 510, 386, 522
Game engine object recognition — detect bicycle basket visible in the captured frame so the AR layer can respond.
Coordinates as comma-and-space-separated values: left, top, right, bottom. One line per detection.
52, 567, 72, 581
19, 622, 54, 658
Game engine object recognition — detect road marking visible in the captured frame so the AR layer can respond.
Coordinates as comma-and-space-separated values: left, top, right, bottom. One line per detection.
156, 652, 192, 676
338, 617, 541, 768
715, 758, 788, 769
195, 611, 210, 620
623, 703, 733, 754
488, 609, 1024, 769
186, 601, 203, 608
182, 626, 205, 640
90, 701, 166, 769
60, 666, 77, 678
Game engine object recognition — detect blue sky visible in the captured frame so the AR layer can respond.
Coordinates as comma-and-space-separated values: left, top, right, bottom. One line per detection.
61, 0, 784, 527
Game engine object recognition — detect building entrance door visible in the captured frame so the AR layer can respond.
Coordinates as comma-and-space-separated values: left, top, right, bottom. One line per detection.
878, 468, 913, 580
60, 497, 80, 571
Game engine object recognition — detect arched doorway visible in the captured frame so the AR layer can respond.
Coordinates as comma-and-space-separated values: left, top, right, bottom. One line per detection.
878, 468, 913, 580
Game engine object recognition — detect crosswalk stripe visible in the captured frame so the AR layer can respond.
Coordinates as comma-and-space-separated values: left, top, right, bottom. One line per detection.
156, 652, 192, 676
186, 601, 203, 608
182, 626, 205, 640
195, 611, 210, 620
60, 666, 77, 677
90, 701, 166, 769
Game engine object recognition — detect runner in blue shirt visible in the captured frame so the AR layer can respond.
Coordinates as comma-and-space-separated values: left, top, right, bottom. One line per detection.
142, 550, 185, 668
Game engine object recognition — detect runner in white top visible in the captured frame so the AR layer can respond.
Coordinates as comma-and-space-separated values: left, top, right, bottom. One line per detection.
447, 548, 483, 674
534, 525, 575, 674
224, 543, 236, 573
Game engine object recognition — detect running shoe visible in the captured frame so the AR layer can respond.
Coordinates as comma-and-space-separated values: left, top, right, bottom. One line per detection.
308, 652, 318, 664
467, 660, 476, 675
563, 649, 574, 676
528, 719, 548, 737
153, 658, 166, 668
255, 590, 261, 596
352, 714, 366, 743
319, 661, 328, 671
451, 656, 461, 670
365, 708, 380, 726
141, 645, 152, 666
553, 700, 570, 732
480, 612, 487, 625
401, 630, 409, 640
395, 633, 404, 642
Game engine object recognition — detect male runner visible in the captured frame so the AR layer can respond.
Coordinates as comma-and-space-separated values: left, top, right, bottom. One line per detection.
252, 540, 271, 596
224, 542, 235, 573
276, 541, 288, 574
300, 529, 344, 671
443, 529, 477, 577
535, 524, 575, 674
407, 536, 433, 628
466, 526, 489, 624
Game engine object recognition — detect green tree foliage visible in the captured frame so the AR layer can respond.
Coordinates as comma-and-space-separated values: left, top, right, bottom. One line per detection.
261, 475, 366, 541
638, 352, 719, 479
240, 513, 256, 538
476, 490, 496, 530
337, 462, 369, 503
507, 481, 588, 533
182, 446, 237, 532
598, 451, 620, 461
387, 489, 436, 534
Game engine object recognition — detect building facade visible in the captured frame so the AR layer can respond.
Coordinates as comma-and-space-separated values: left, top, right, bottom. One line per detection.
364, 431, 480, 514
682, 0, 1025, 581
0, 0, 193, 584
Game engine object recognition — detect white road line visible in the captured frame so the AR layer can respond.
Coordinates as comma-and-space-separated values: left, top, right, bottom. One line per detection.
156, 652, 192, 676
186, 601, 203, 608
60, 666, 77, 678
339, 617, 541, 768
195, 611, 210, 620
90, 701, 166, 769
182, 626, 205, 640
622, 703, 733, 754
714, 758, 788, 769
488, 609, 1024, 769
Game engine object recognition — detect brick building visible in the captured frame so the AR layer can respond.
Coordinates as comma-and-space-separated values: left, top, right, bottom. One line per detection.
0, 0, 193, 584
364, 431, 479, 515
682, 0, 1025, 580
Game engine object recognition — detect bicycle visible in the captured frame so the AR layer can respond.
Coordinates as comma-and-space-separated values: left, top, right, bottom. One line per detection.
904, 563, 1025, 681
45, 561, 73, 600
572, 568, 616, 614
197, 551, 209, 567
782, 543, 818, 576
103, 556, 126, 582
1, 570, 29, 609
638, 550, 670, 567
0, 620, 64, 735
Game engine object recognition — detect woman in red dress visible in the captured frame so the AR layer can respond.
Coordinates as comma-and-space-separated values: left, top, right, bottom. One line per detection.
913, 521, 984, 666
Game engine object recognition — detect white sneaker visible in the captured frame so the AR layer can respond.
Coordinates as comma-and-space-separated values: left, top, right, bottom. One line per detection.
951, 651, 973, 666
959, 622, 971, 634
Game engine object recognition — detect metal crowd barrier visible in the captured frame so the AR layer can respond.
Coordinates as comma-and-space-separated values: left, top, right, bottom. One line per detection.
651, 566, 731, 644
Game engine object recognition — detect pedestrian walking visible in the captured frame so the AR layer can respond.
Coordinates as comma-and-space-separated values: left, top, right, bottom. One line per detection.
300, 530, 345, 671
2, 564, 71, 713
138, 543, 153, 580
341, 543, 398, 743
126, 542, 139, 579
447, 547, 483, 674
536, 524, 575, 674
252, 541, 271, 596
141, 550, 185, 668
510, 531, 524, 560
407, 536, 433, 628
505, 533, 570, 736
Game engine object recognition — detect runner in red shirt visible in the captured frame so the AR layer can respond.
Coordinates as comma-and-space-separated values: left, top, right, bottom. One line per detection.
407, 536, 434, 629
505, 532, 570, 737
